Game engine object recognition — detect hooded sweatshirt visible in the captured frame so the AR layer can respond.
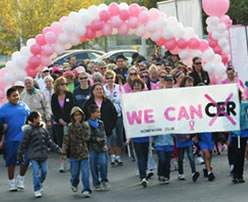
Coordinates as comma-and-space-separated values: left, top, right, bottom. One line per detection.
62, 106, 91, 160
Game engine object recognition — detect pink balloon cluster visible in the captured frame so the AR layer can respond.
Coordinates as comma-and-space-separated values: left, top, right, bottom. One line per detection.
202, 0, 232, 65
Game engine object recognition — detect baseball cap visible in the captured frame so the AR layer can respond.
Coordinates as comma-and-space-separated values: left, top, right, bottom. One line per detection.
42, 67, 49, 72
51, 66, 61, 74
158, 60, 172, 67
63, 71, 74, 77
13, 81, 24, 88
164, 74, 174, 81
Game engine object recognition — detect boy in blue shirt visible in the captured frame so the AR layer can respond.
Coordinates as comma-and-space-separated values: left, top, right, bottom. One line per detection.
0, 87, 30, 191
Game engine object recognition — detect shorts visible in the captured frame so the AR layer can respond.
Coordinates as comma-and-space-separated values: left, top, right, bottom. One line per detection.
3, 141, 29, 167
199, 133, 213, 151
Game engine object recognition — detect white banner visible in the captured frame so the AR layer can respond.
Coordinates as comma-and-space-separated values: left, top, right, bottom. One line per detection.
121, 84, 240, 139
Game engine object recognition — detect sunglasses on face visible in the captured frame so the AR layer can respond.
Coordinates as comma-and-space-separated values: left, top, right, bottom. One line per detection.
160, 75, 166, 78
60, 83, 66, 86
195, 62, 202, 65
140, 68, 146, 72
129, 73, 137, 76
79, 77, 88, 80
106, 77, 113, 80
43, 70, 49, 73
141, 75, 149, 78
100, 67, 106, 70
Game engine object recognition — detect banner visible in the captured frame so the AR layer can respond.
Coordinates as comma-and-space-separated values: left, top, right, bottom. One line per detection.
121, 84, 240, 139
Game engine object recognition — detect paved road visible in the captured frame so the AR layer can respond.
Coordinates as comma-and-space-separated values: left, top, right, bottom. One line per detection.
0, 152, 248, 202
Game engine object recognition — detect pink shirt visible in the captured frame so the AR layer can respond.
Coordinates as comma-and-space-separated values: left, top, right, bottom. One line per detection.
95, 100, 102, 108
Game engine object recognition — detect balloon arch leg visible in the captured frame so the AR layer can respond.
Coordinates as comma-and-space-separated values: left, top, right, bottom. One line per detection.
0, 1, 232, 102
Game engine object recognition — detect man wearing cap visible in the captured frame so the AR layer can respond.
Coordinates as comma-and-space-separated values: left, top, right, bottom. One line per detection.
36, 67, 50, 91
164, 74, 174, 89
158, 60, 173, 74
20, 77, 51, 128
114, 55, 129, 81
13, 81, 25, 95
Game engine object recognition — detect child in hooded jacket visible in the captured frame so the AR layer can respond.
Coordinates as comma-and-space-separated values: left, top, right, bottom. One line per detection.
62, 106, 92, 197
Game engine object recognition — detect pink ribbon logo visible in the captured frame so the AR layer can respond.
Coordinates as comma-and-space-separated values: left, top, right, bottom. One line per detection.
204, 93, 237, 127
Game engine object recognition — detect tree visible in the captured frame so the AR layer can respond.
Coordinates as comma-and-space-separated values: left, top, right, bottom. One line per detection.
0, 0, 100, 54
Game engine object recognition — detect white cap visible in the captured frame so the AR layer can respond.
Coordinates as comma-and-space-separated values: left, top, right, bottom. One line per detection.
14, 81, 24, 87
42, 66, 49, 72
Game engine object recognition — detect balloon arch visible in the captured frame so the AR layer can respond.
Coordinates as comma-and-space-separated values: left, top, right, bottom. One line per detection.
0, 1, 232, 103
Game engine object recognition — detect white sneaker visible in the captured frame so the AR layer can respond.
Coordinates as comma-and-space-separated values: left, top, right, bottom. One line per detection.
34, 190, 42, 198
16, 175, 24, 189
82, 190, 91, 198
8, 179, 17, 192
59, 163, 65, 173
197, 156, 205, 165
71, 185, 78, 192
141, 178, 148, 188
102, 182, 111, 191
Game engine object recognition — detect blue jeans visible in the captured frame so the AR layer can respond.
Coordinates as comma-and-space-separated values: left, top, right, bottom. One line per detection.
70, 159, 91, 192
110, 116, 124, 147
89, 152, 108, 187
133, 142, 149, 179
31, 160, 47, 192
156, 150, 172, 179
178, 146, 196, 175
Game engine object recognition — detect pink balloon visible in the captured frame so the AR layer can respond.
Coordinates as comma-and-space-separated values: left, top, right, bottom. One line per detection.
221, 53, 229, 64
51, 22, 63, 36
110, 16, 122, 28
118, 23, 129, 35
138, 11, 149, 24
149, 8, 160, 21
30, 44, 41, 55
96, 31, 103, 38
188, 38, 200, 49
199, 40, 209, 52
25, 66, 38, 78
80, 36, 87, 43
220, 15, 230, 25
213, 46, 222, 55
128, 17, 138, 29
28, 56, 41, 68
42, 44, 54, 56
102, 24, 113, 36
35, 34, 46, 46
119, 9, 129, 21
45, 31, 57, 44
202, 0, 230, 16
165, 38, 177, 50
85, 27, 96, 39
177, 38, 187, 49
171, 47, 180, 55
42, 27, 53, 35
156, 38, 166, 46
91, 19, 103, 31
99, 10, 111, 22
140, 6, 148, 12
41, 56, 51, 66
128, 3, 140, 17
209, 40, 218, 48
108, 2, 120, 16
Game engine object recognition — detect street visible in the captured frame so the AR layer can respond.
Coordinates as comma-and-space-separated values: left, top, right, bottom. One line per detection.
0, 151, 248, 202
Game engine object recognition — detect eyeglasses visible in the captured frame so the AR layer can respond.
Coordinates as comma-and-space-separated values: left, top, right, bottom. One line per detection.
141, 75, 149, 78
195, 62, 202, 65
100, 67, 106, 70
43, 70, 49, 73
106, 77, 113, 80
129, 73, 137, 76
79, 77, 88, 80
60, 83, 66, 86
140, 68, 146, 72
160, 75, 166, 78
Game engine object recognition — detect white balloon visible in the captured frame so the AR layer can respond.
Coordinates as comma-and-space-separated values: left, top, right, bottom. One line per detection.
20, 46, 32, 57
64, 43, 72, 50
55, 44, 65, 55
69, 36, 80, 46
11, 51, 21, 61
214, 63, 226, 78
179, 49, 191, 60
157, 17, 168, 27
223, 46, 230, 54
151, 32, 161, 41
62, 22, 74, 33
26, 38, 36, 47
202, 49, 215, 62
5, 61, 16, 70
98, 4, 108, 11
222, 31, 229, 38
218, 39, 228, 47
58, 34, 68, 44
88, 5, 99, 19
217, 23, 227, 33
16, 56, 28, 69
162, 27, 173, 39
173, 23, 184, 38
212, 31, 221, 40
69, 12, 80, 23
16, 70, 27, 80
203, 63, 215, 73
146, 21, 158, 33
183, 27, 194, 40
206, 25, 215, 33
207, 16, 219, 26
135, 25, 146, 37
191, 50, 202, 58
119, 2, 129, 10
3, 72, 16, 83
167, 16, 178, 26
75, 26, 86, 37
213, 54, 222, 65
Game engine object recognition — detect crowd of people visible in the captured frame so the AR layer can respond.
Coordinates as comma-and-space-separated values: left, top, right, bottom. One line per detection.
0, 51, 248, 198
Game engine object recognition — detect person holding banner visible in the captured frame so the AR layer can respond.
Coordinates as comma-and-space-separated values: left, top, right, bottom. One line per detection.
229, 91, 248, 184
127, 78, 149, 188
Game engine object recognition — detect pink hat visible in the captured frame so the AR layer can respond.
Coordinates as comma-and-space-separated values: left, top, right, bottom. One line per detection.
51, 66, 61, 74
75, 66, 85, 74
63, 71, 74, 77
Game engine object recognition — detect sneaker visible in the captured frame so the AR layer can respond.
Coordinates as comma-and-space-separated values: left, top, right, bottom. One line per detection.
141, 178, 148, 188
82, 190, 91, 198
8, 179, 17, 192
116, 160, 123, 166
16, 175, 24, 189
208, 172, 215, 181
147, 169, 154, 179
178, 175, 185, 181
192, 172, 200, 182
34, 190, 42, 198
71, 185, 78, 192
238, 178, 245, 183
110, 160, 115, 166
232, 178, 239, 184
197, 157, 205, 165
59, 164, 65, 173
203, 168, 208, 178
94, 185, 102, 192
159, 176, 168, 184
102, 182, 111, 191
40, 183, 44, 193
164, 178, 170, 184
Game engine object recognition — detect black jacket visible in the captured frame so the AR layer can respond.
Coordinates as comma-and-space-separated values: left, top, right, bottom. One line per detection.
189, 70, 210, 86
83, 97, 117, 137
17, 125, 62, 161
51, 91, 75, 124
